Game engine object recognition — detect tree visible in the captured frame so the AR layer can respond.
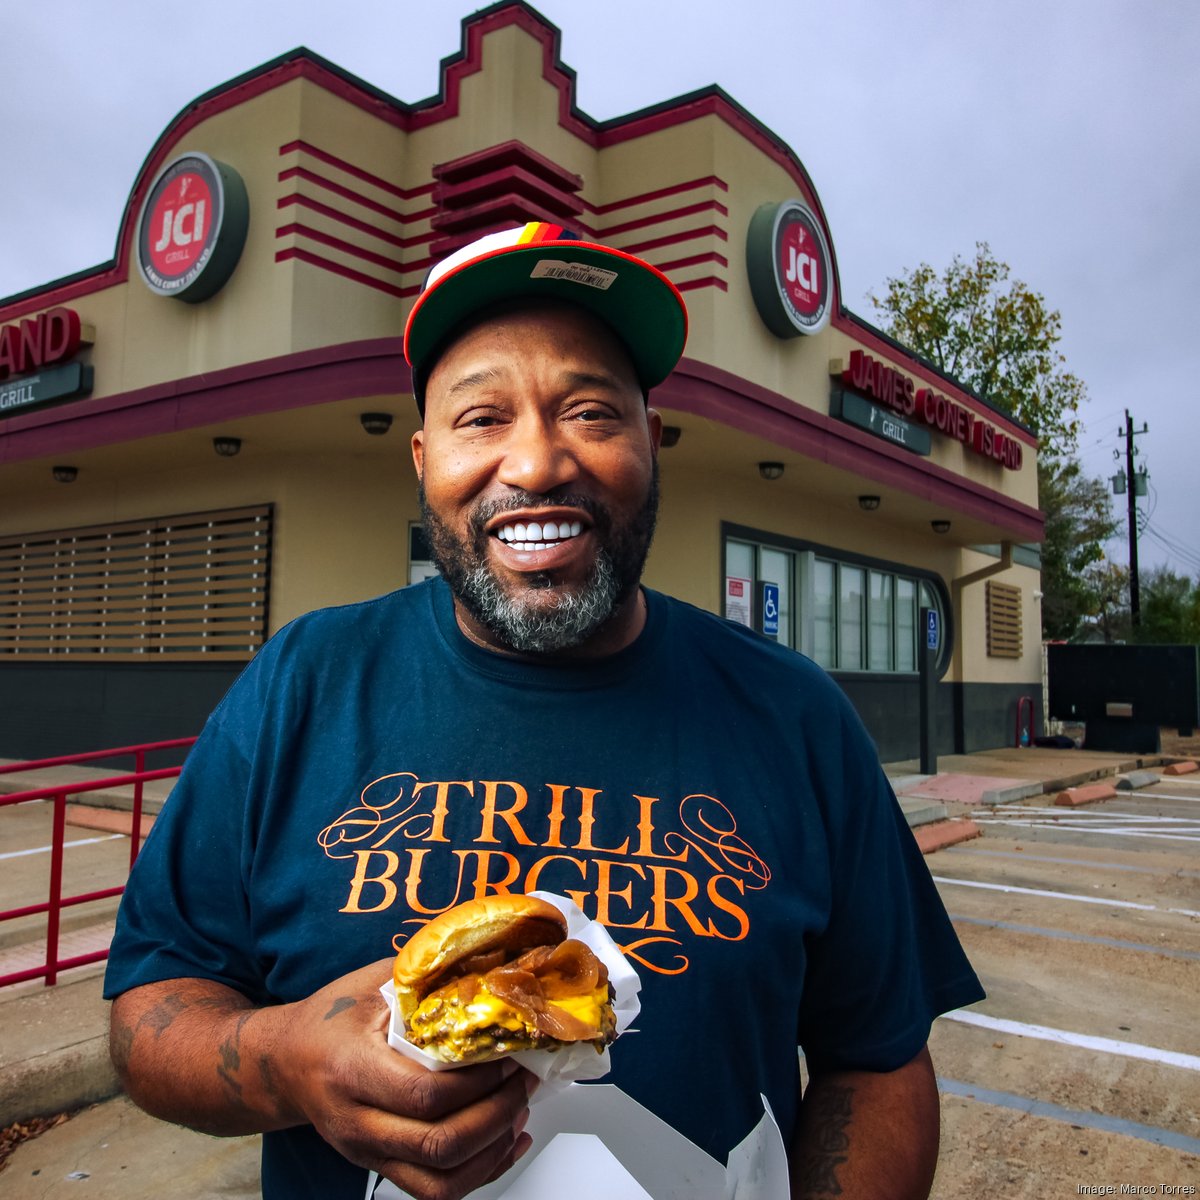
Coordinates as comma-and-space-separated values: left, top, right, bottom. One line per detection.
870, 242, 1115, 642
1135, 567, 1200, 644
1038, 459, 1121, 640
870, 242, 1085, 461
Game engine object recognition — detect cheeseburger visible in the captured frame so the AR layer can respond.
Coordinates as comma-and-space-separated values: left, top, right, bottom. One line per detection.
393, 894, 617, 1065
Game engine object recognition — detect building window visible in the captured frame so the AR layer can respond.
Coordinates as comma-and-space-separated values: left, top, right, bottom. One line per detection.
0, 506, 271, 660
724, 525, 947, 674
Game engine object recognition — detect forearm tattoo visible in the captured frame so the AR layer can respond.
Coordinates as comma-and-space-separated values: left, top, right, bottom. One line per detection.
794, 1083, 854, 1197
216, 1010, 255, 1113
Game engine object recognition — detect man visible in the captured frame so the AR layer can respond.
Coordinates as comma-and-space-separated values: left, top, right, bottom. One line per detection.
106, 222, 984, 1199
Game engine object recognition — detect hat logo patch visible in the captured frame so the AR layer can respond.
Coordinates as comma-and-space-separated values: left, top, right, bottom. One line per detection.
530, 260, 618, 290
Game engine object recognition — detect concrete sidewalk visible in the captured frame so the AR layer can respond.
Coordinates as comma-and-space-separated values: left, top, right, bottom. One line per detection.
2, 743, 1194, 1192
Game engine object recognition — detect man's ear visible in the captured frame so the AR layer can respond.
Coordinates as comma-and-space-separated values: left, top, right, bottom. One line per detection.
411, 429, 425, 481
646, 406, 664, 457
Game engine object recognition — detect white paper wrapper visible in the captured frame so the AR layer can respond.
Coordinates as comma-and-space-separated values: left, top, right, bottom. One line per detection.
379, 891, 641, 1092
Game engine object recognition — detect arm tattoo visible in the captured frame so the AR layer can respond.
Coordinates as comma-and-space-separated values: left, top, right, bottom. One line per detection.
795, 1083, 854, 1197
215, 1010, 254, 1112
323, 996, 357, 1021
138, 992, 187, 1037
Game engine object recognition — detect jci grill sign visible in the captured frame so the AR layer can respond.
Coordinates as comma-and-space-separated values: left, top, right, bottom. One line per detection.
136, 153, 249, 303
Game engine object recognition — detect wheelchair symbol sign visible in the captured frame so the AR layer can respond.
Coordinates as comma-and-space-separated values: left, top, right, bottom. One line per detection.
926, 609, 939, 650
762, 582, 780, 638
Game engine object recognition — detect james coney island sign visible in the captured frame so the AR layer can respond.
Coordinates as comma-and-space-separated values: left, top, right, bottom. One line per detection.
136, 152, 249, 302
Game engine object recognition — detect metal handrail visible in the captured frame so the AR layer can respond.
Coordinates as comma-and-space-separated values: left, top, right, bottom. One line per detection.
0, 737, 196, 988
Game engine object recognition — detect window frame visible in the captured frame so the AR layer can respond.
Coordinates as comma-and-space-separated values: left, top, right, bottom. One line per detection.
721, 521, 952, 678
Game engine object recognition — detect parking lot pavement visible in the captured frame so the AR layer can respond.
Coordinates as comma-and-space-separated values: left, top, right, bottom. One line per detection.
925, 777, 1200, 1198
3, 757, 1196, 1196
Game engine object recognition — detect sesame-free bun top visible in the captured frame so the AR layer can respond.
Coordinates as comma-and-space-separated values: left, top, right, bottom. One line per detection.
393, 894, 568, 1021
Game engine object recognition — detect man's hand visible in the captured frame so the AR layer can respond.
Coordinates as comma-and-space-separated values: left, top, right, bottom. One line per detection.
110, 959, 535, 1200
789, 1045, 940, 1200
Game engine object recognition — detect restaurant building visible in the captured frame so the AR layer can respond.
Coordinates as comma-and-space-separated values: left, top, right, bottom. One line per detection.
0, 1, 1044, 763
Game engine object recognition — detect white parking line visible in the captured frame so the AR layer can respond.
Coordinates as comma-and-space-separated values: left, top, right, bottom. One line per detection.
0, 834, 123, 861
985, 805, 1197, 821
942, 1010, 1200, 1072
930, 874, 1200, 915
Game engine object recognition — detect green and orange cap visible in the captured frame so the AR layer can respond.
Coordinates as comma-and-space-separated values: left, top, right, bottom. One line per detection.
404, 221, 688, 414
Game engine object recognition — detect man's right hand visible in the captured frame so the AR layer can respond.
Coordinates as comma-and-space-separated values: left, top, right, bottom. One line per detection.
110, 959, 536, 1200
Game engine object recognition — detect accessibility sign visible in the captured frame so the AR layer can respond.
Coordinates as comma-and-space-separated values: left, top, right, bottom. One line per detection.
761, 582, 780, 639
926, 608, 939, 651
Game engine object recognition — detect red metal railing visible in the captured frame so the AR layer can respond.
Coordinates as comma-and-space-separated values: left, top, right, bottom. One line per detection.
0, 737, 196, 988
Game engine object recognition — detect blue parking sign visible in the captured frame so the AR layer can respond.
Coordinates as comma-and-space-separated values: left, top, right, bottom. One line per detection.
926, 609, 939, 650
762, 583, 780, 638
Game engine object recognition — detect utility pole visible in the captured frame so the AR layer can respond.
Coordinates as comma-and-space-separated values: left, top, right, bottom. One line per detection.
1121, 409, 1149, 629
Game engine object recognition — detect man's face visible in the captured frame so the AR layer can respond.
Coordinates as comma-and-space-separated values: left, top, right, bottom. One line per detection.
412, 301, 663, 656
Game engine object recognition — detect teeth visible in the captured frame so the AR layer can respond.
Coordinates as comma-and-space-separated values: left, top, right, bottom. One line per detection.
496, 519, 587, 550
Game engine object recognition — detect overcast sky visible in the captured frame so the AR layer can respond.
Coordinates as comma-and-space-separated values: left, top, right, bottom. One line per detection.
3, 0, 1197, 577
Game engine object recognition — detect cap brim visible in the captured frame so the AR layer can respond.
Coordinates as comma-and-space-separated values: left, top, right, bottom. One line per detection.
405, 241, 687, 398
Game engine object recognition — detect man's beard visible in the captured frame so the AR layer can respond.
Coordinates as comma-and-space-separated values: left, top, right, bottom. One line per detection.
418, 468, 658, 655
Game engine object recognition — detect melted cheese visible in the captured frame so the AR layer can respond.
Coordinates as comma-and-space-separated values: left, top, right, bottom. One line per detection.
408, 982, 610, 1059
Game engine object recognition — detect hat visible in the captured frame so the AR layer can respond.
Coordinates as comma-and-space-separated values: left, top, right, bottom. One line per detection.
404, 221, 688, 413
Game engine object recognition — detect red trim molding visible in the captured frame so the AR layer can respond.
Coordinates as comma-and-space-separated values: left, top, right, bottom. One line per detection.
0, 339, 409, 464
0, 332, 1041, 544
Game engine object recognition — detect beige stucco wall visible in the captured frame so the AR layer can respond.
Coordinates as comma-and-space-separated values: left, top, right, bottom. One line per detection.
0, 12, 1043, 705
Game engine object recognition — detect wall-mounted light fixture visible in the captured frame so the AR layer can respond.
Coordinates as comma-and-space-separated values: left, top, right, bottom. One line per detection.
52, 465, 78, 483
758, 461, 785, 481
660, 425, 682, 448
360, 412, 393, 436
857, 495, 881, 512
213, 436, 242, 458
931, 519, 951, 534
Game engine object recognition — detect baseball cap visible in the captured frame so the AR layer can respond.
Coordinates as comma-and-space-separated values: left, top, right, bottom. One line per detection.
404, 221, 688, 413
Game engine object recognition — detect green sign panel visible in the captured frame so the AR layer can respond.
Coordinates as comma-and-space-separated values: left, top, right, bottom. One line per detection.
831, 389, 931, 456
0, 361, 93, 417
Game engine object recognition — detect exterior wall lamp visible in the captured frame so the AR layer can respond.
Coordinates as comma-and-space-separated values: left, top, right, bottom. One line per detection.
931, 519, 951, 534
360, 412, 393, 435
857, 495, 881, 511
213, 436, 242, 457
758, 461, 785, 481
52, 465, 78, 483
660, 425, 682, 448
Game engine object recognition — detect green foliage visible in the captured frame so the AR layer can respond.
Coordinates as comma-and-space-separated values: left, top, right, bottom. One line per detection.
1078, 561, 1131, 644
1038, 459, 1120, 641
1134, 567, 1200, 644
869, 242, 1085, 461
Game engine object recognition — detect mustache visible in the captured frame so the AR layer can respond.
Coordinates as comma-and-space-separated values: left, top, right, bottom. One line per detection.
468, 491, 610, 537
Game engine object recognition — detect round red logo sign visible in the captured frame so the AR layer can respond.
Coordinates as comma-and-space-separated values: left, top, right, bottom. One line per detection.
145, 169, 214, 280
136, 153, 248, 303
746, 199, 833, 338
777, 210, 825, 323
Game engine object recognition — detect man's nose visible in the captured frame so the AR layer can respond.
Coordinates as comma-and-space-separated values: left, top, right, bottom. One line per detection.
495, 415, 581, 494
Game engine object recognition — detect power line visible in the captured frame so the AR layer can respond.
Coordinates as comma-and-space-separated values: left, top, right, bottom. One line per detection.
1142, 524, 1200, 576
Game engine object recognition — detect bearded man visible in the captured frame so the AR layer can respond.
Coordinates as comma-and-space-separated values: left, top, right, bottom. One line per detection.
106, 223, 983, 1200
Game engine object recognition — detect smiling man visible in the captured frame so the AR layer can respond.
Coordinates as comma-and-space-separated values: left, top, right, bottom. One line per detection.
105, 223, 983, 1200
413, 300, 660, 657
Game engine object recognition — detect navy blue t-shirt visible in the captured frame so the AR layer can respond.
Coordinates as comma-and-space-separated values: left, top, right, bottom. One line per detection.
106, 579, 983, 1197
